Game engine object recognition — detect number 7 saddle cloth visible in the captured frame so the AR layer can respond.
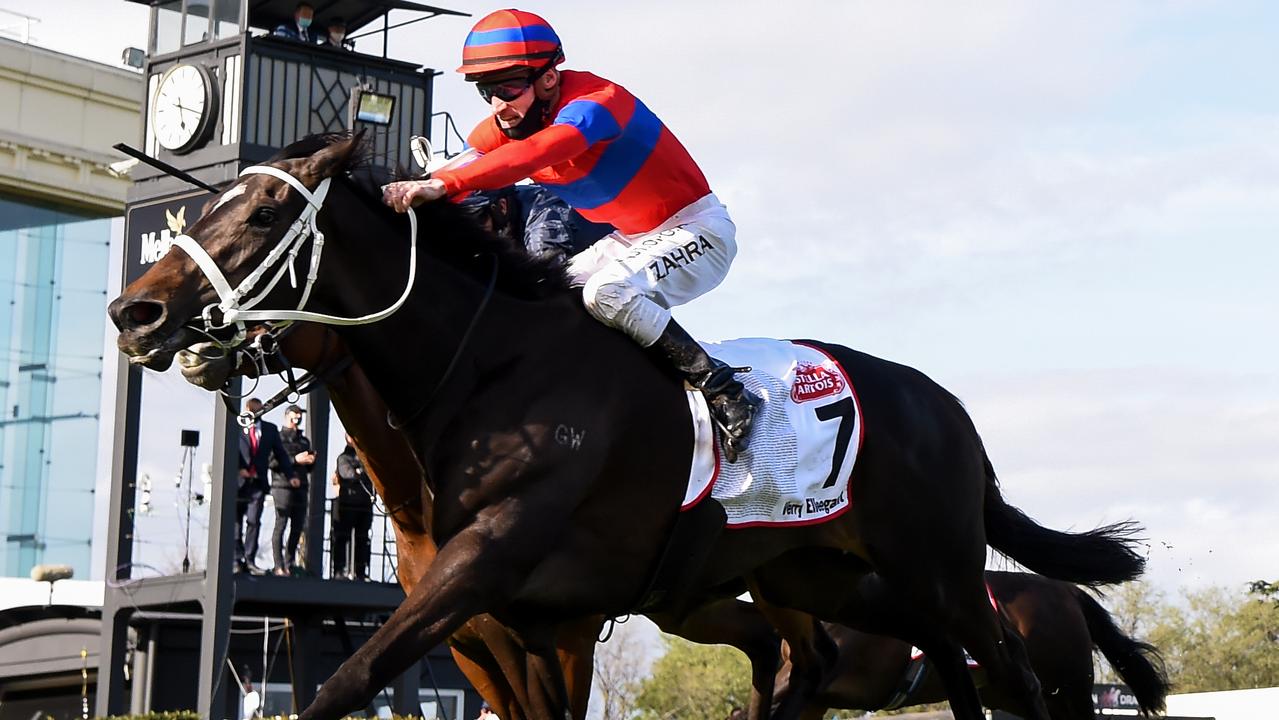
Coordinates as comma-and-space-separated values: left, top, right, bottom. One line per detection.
682, 338, 863, 528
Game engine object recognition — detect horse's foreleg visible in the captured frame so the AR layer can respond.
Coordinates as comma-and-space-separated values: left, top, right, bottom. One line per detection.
512, 623, 574, 720
449, 618, 534, 720
557, 615, 605, 720
300, 528, 526, 720
650, 598, 781, 720
743, 578, 834, 720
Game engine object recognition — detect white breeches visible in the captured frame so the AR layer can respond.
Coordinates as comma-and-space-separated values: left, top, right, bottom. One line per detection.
566, 194, 737, 347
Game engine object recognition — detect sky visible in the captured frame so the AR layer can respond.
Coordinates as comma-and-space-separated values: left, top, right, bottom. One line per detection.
3, 1, 1275, 596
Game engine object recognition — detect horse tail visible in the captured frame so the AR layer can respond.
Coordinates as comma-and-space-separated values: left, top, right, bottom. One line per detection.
982, 455, 1146, 586
1074, 587, 1170, 715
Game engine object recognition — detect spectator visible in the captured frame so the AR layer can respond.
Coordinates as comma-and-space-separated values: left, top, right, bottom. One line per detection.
273, 2, 316, 43
331, 435, 373, 580
459, 184, 613, 261
321, 17, 351, 50
270, 404, 316, 576
237, 398, 293, 574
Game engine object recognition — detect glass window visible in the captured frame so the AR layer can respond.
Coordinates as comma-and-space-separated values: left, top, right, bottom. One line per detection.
368, 688, 463, 720
214, 0, 243, 38
184, 0, 212, 46
154, 0, 183, 55
0, 193, 110, 580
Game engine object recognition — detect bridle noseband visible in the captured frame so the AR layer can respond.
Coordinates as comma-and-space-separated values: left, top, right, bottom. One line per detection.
170, 163, 420, 349
171, 161, 494, 430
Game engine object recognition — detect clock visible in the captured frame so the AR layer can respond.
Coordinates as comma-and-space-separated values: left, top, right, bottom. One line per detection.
152, 63, 217, 154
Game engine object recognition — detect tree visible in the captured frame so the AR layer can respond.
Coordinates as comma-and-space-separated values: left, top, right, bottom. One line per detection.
1156, 585, 1279, 692
593, 619, 650, 720
634, 635, 752, 720
1101, 582, 1279, 693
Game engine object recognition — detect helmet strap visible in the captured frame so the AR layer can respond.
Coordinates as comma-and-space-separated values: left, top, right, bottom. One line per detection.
500, 95, 552, 139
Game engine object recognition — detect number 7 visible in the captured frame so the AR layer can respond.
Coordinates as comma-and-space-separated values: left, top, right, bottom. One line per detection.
815, 396, 856, 488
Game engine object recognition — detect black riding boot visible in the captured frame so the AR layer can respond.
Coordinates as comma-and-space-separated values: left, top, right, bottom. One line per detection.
653, 320, 762, 463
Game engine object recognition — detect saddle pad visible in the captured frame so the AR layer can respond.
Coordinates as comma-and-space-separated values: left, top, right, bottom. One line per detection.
682, 338, 862, 528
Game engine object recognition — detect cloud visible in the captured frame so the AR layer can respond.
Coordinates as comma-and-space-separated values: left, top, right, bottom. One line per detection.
961, 367, 1279, 589
51, 0, 1276, 593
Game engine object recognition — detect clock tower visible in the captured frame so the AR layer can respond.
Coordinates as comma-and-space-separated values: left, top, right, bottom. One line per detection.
99, 3, 472, 718
120, 0, 466, 287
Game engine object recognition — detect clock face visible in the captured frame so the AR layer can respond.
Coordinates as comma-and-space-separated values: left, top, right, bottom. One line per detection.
152, 64, 214, 154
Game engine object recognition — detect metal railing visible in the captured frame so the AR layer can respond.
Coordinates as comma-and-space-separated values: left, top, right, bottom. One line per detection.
319, 496, 400, 585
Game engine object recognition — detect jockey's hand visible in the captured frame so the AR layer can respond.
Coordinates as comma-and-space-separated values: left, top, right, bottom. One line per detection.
382, 179, 446, 212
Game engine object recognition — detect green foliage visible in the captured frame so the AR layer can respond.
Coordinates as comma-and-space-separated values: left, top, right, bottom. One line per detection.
634, 635, 753, 720
1101, 581, 1279, 693
1248, 579, 1279, 604
100, 714, 200, 720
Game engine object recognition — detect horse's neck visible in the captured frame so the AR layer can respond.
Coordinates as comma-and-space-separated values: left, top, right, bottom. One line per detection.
325, 359, 434, 535
322, 198, 570, 437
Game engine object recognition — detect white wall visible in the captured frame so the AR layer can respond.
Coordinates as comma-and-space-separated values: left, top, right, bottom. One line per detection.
1165, 686, 1279, 720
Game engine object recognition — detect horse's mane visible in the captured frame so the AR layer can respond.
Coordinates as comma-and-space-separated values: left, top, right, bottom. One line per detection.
273, 133, 572, 300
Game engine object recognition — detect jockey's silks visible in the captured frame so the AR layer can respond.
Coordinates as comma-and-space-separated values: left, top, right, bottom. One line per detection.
434, 71, 711, 236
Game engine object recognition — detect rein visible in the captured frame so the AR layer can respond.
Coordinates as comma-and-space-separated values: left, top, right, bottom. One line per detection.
176, 160, 495, 430
387, 252, 498, 430
225, 324, 355, 428
170, 164, 420, 348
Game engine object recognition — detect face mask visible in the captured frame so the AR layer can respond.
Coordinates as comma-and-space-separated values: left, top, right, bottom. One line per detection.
298, 17, 312, 29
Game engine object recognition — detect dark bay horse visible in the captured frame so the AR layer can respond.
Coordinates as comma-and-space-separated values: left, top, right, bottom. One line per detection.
778, 571, 1168, 720
110, 133, 1147, 720
179, 323, 781, 720
177, 325, 600, 719
186, 328, 1168, 720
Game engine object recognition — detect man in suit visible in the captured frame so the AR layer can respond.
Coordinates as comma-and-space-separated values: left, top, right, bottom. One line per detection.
269, 404, 315, 576
238, 398, 294, 574
273, 2, 316, 44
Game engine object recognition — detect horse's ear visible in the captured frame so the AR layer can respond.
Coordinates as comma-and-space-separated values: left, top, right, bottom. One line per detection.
303, 130, 366, 180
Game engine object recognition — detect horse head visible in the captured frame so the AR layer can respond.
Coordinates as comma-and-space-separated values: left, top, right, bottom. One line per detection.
108, 133, 367, 372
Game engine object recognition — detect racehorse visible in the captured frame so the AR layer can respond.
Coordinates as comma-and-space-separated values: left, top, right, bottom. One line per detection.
110, 133, 1148, 720
178, 322, 782, 720
776, 570, 1169, 720
177, 323, 599, 719
186, 325, 1166, 720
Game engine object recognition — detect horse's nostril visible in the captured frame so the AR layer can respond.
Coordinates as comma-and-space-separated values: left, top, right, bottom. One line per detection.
125, 301, 164, 328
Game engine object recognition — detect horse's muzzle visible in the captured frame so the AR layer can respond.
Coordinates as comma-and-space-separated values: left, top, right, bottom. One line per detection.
108, 295, 197, 371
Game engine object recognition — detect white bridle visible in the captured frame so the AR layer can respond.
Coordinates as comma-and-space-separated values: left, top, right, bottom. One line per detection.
169, 164, 419, 347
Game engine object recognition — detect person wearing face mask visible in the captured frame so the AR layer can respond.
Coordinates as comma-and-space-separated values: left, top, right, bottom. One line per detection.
273, 2, 315, 43
382, 9, 762, 461
321, 17, 351, 50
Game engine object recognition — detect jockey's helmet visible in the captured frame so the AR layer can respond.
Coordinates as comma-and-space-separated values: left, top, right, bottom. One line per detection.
457, 9, 564, 81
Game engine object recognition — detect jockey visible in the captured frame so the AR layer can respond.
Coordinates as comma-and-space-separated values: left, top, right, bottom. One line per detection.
382, 9, 761, 460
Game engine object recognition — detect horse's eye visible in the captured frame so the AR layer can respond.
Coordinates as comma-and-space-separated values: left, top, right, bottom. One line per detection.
249, 206, 277, 228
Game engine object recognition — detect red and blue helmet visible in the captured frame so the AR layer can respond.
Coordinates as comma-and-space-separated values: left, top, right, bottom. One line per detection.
457, 9, 564, 79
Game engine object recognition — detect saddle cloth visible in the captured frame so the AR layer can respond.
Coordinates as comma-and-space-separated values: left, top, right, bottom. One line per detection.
682, 338, 862, 528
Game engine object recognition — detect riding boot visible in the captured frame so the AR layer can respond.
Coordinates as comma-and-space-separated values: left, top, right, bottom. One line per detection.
653, 320, 762, 463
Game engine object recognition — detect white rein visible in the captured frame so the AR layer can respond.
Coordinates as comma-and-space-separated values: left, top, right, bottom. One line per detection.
169, 164, 418, 347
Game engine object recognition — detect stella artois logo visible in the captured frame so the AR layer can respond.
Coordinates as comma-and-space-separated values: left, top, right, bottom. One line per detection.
791, 361, 845, 403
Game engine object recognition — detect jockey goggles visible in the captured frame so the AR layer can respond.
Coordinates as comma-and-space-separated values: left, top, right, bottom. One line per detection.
476, 77, 533, 103
474, 54, 560, 103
